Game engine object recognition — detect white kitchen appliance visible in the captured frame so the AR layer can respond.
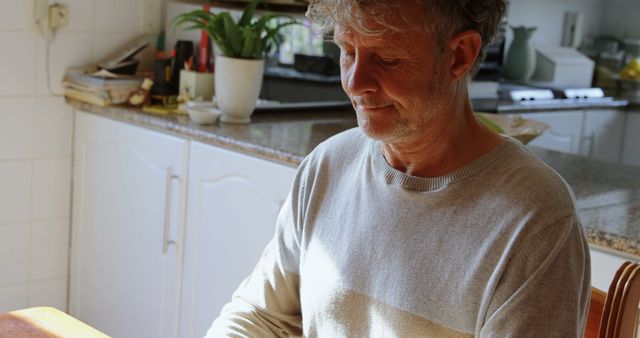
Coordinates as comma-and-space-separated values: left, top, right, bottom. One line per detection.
533, 47, 595, 87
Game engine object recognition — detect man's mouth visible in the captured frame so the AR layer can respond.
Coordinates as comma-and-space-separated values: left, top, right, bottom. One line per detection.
356, 104, 393, 112
355, 103, 393, 112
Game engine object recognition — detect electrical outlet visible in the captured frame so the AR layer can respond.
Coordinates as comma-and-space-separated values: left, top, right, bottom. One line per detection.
141, 0, 162, 34
48, 4, 68, 31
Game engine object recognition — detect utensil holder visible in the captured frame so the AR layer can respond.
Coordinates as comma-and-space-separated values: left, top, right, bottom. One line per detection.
179, 70, 215, 101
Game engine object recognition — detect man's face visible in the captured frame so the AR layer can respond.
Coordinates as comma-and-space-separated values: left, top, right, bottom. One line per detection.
334, 2, 452, 142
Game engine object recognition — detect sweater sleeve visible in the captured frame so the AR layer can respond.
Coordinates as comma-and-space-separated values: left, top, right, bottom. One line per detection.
479, 216, 591, 338
205, 189, 304, 338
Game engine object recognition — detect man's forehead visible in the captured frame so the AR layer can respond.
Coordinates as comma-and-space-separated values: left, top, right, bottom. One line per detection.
333, 23, 423, 48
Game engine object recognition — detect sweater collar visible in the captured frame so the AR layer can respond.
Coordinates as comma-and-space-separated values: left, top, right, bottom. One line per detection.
370, 136, 518, 191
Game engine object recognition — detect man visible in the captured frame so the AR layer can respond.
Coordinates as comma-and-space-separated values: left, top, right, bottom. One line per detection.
208, 0, 590, 336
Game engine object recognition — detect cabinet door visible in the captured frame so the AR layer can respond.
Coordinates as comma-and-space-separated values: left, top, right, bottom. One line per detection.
581, 110, 625, 162
622, 112, 640, 167
518, 111, 584, 154
179, 142, 296, 338
590, 247, 639, 291
70, 112, 187, 338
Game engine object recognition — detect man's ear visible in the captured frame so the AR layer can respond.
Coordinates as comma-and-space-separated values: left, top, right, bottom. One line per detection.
448, 30, 482, 80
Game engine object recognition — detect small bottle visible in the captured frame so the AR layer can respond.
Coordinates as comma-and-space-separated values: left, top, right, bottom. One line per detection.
129, 78, 154, 107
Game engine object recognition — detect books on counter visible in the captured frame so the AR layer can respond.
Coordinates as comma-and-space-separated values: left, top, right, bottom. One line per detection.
62, 69, 144, 107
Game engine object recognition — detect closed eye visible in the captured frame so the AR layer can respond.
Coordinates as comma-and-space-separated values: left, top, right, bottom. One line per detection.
376, 56, 401, 67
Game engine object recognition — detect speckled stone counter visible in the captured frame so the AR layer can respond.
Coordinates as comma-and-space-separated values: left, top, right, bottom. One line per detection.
530, 149, 640, 257
69, 100, 640, 257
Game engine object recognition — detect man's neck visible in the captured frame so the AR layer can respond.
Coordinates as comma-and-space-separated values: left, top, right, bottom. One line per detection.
380, 102, 504, 178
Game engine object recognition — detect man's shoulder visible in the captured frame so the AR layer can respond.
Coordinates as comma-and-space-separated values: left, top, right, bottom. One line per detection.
292, 127, 368, 198
317, 127, 368, 151
490, 139, 577, 214
304, 127, 369, 165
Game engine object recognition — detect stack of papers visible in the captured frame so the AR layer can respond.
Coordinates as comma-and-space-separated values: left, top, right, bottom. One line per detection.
62, 69, 143, 107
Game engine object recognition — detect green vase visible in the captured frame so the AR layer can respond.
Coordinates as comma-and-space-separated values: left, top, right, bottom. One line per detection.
504, 26, 537, 81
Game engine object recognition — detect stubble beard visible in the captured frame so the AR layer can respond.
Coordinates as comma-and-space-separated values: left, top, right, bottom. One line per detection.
354, 90, 444, 144
353, 60, 449, 143
356, 106, 411, 142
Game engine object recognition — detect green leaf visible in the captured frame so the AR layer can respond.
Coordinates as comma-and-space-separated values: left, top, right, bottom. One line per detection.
252, 35, 264, 59
476, 114, 504, 134
172, 10, 216, 33
182, 23, 206, 31
221, 13, 242, 55
240, 29, 256, 58
251, 16, 269, 33
239, 0, 260, 27
172, 4, 300, 59
210, 14, 225, 36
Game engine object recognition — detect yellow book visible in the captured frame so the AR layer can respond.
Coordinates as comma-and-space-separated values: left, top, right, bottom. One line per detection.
64, 88, 111, 107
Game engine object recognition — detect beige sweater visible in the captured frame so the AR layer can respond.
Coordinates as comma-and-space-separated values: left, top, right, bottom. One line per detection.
207, 129, 591, 337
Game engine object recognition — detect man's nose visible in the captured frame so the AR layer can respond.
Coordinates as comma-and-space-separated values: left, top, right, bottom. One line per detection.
347, 55, 378, 96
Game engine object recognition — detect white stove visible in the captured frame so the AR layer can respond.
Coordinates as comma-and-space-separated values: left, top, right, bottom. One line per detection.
507, 87, 628, 109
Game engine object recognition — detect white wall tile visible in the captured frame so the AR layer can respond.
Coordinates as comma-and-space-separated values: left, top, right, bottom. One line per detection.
35, 32, 94, 96
0, 161, 32, 224
32, 158, 71, 220
0, 0, 155, 315
0, 0, 29, 30
33, 97, 72, 158
55, 0, 96, 32
0, 98, 34, 160
165, 1, 202, 56
603, 4, 640, 38
29, 278, 67, 311
0, 283, 29, 312
30, 220, 69, 280
508, 0, 605, 47
94, 0, 142, 33
0, 223, 30, 285
92, 32, 149, 64
91, 32, 157, 71
0, 32, 36, 96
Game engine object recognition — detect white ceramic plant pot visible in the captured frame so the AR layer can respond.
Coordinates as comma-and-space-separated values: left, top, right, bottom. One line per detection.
215, 56, 265, 124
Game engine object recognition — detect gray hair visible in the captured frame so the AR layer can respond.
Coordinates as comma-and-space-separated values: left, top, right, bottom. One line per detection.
306, 0, 506, 73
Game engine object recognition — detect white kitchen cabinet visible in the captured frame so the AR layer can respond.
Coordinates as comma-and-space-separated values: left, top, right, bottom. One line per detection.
622, 112, 640, 167
519, 111, 584, 154
581, 110, 625, 162
590, 247, 639, 291
516, 110, 627, 163
70, 111, 188, 338
178, 142, 296, 338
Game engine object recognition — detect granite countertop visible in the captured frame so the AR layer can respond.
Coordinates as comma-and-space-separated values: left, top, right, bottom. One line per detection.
471, 98, 632, 114
69, 100, 640, 258
531, 149, 640, 257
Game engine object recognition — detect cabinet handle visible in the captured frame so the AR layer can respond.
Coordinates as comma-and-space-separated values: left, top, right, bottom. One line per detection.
585, 132, 595, 157
163, 167, 178, 254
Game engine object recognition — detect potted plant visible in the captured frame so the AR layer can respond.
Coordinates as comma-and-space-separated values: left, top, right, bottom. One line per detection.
173, 0, 297, 123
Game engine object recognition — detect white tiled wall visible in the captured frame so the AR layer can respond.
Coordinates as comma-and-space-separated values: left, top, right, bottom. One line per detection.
602, 0, 640, 39
507, 0, 606, 48
507, 0, 640, 47
0, 0, 159, 314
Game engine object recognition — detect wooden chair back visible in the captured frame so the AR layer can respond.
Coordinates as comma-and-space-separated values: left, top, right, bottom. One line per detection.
585, 261, 640, 338
614, 265, 640, 337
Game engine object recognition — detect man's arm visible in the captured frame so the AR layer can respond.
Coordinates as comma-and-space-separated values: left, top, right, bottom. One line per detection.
205, 192, 303, 337
479, 216, 591, 338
